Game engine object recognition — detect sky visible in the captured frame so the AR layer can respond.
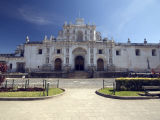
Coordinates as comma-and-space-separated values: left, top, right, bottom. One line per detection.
0, 0, 160, 53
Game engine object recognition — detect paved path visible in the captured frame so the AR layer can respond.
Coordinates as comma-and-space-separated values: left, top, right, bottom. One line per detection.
0, 89, 160, 120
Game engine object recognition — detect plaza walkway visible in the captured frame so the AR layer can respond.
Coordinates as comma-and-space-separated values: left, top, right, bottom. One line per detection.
0, 88, 160, 120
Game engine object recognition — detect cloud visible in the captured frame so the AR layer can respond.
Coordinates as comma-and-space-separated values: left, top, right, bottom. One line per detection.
0, 2, 66, 26
97, 26, 113, 39
115, 0, 153, 33
17, 6, 61, 25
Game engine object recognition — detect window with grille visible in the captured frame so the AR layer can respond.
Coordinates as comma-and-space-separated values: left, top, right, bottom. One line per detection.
10, 64, 12, 69
116, 50, 120, 55
152, 49, 156, 56
39, 49, 42, 54
99, 50, 102, 54
135, 49, 140, 56
57, 49, 60, 54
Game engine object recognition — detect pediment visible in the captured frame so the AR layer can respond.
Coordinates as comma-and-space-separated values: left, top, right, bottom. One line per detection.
72, 48, 87, 54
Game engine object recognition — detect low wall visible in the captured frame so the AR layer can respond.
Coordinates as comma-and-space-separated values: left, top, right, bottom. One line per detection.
0, 73, 28, 78
93, 71, 129, 78
130, 73, 154, 77
28, 72, 68, 78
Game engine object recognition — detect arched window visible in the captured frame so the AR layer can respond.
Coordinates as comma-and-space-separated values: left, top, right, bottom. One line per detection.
67, 35, 69, 40
90, 58, 93, 64
73, 29, 75, 34
66, 57, 69, 63
46, 57, 49, 63
85, 30, 87, 34
90, 49, 93, 54
77, 31, 83, 42
72, 36, 75, 40
66, 48, 69, 54
90, 35, 93, 40
85, 36, 87, 40
47, 48, 50, 53
109, 58, 112, 63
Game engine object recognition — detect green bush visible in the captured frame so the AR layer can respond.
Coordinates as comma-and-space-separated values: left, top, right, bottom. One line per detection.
115, 78, 160, 91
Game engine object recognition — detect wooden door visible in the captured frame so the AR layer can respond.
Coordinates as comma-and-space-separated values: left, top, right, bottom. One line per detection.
97, 59, 104, 71
55, 58, 61, 71
75, 56, 84, 70
17, 63, 25, 72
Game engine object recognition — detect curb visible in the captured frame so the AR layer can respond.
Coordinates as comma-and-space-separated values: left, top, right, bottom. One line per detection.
0, 88, 65, 101
95, 88, 157, 100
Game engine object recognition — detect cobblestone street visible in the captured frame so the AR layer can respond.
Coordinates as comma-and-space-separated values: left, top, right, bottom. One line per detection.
0, 88, 160, 120
0, 78, 160, 120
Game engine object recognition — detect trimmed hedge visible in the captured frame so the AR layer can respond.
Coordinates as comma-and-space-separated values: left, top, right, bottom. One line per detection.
115, 78, 160, 91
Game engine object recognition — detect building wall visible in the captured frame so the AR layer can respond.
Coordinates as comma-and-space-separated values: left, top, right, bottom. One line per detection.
25, 44, 44, 71
1, 18, 160, 73
114, 45, 160, 72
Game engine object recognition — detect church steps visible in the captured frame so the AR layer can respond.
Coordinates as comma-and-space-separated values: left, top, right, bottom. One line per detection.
69, 71, 91, 79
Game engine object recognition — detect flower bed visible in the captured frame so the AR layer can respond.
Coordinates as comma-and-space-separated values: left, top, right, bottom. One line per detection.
0, 87, 45, 92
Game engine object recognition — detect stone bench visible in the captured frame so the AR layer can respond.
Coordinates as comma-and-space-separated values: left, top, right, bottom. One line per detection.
142, 86, 160, 96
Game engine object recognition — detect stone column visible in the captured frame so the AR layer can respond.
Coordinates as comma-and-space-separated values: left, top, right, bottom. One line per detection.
72, 54, 74, 70
69, 47, 72, 65
64, 47, 66, 65
88, 47, 90, 65
94, 47, 96, 65
93, 30, 96, 41
111, 47, 114, 64
83, 35, 85, 41
52, 61, 55, 71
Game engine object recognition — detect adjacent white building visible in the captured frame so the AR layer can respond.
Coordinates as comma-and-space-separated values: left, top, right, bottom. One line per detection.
0, 18, 160, 73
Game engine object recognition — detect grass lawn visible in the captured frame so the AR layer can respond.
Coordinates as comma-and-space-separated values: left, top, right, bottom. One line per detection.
0, 88, 64, 97
99, 88, 142, 96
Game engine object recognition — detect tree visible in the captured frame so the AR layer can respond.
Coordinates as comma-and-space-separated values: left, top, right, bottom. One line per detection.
0, 63, 8, 85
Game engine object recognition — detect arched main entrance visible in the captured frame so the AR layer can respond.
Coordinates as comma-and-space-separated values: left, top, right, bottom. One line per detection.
55, 58, 62, 71
75, 56, 84, 70
97, 58, 104, 71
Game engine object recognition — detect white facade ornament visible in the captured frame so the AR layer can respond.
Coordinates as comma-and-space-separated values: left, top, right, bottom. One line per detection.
88, 22, 90, 25
127, 38, 131, 43
44, 35, 47, 40
70, 22, 72, 25
144, 38, 147, 43
50, 35, 52, 41
25, 36, 29, 43
27, 36, 29, 39
52, 36, 55, 40
93, 22, 95, 25
65, 21, 67, 25
111, 37, 114, 42
107, 37, 108, 40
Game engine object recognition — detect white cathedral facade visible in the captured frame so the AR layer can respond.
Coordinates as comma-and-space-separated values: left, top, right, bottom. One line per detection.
0, 18, 160, 73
